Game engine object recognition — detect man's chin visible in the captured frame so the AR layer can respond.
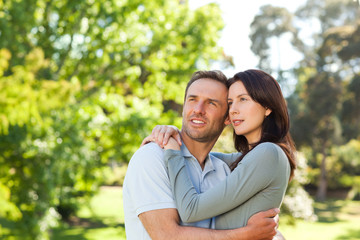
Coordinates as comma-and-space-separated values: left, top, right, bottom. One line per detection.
183, 126, 222, 143
187, 133, 217, 143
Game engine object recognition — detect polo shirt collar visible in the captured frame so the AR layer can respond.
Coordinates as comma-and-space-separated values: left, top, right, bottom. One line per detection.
180, 142, 215, 174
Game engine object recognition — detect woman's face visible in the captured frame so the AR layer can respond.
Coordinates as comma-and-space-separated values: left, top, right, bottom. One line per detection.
227, 81, 272, 144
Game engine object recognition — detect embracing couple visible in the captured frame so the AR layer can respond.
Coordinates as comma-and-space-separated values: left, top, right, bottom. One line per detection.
123, 69, 296, 240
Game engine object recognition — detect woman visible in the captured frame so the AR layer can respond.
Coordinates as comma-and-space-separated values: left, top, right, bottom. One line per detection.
145, 69, 296, 229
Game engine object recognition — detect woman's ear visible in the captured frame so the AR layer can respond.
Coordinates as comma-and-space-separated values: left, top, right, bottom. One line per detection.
265, 108, 272, 117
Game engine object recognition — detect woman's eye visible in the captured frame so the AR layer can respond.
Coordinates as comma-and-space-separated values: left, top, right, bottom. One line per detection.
240, 97, 247, 101
228, 102, 233, 106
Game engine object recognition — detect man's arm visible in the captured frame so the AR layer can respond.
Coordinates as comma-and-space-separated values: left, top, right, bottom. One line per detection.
139, 208, 278, 240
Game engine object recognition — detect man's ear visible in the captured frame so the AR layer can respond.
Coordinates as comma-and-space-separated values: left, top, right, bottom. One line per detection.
224, 115, 231, 125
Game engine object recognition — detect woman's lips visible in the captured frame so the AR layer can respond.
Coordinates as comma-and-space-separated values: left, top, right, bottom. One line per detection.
232, 119, 244, 126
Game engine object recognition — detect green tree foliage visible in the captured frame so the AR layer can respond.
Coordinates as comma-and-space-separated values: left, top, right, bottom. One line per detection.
250, 0, 360, 201
249, 5, 300, 74
295, 72, 343, 200
282, 152, 317, 223
0, 0, 225, 239
332, 140, 360, 200
249, 4, 316, 221
319, 23, 360, 140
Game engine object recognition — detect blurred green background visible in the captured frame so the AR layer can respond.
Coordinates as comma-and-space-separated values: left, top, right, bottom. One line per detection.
0, 0, 359, 239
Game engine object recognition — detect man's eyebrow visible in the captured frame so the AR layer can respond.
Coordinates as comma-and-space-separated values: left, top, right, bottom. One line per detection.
209, 98, 221, 103
187, 95, 221, 104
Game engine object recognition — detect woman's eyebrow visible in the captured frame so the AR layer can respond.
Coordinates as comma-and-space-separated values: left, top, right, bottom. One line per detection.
228, 93, 249, 100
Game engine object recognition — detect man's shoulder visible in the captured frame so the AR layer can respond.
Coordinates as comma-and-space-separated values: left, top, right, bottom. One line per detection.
128, 143, 164, 168
131, 143, 164, 159
123, 142, 176, 219
124, 143, 167, 188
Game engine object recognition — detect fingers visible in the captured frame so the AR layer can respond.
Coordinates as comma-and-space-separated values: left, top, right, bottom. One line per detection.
163, 137, 181, 150
247, 208, 279, 240
152, 126, 161, 146
140, 139, 147, 147
265, 219, 278, 239
140, 136, 154, 147
163, 127, 181, 146
142, 125, 180, 148
175, 133, 182, 146
157, 127, 167, 147
150, 125, 180, 147
150, 125, 163, 147
262, 208, 280, 218
274, 214, 279, 229
163, 131, 171, 146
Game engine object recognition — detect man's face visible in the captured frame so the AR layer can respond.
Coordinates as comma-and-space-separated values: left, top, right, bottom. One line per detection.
182, 78, 229, 143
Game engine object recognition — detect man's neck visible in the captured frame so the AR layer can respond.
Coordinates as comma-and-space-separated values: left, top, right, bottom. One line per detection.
180, 131, 218, 169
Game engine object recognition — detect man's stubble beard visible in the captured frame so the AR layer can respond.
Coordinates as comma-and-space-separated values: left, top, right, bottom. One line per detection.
181, 119, 225, 143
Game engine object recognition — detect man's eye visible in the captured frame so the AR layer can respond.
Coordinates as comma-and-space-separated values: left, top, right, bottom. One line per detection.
228, 102, 233, 106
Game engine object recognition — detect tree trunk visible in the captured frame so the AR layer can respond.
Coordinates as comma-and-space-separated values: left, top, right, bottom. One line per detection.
316, 146, 328, 201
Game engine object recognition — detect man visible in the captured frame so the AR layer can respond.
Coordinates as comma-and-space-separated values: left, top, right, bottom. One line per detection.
123, 70, 280, 239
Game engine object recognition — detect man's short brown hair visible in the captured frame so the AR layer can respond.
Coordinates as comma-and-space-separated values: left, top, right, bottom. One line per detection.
184, 70, 228, 101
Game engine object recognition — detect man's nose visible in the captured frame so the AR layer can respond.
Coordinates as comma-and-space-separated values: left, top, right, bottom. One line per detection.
193, 102, 205, 114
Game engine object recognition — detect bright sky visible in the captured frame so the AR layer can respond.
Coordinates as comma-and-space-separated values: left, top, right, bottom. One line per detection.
189, 0, 306, 76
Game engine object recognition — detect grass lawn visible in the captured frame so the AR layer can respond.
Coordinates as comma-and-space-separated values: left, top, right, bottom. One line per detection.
279, 200, 360, 240
51, 186, 126, 240
1, 187, 360, 239
53, 188, 360, 240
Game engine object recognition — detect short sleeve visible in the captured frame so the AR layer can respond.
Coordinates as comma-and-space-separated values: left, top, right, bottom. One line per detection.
124, 143, 176, 216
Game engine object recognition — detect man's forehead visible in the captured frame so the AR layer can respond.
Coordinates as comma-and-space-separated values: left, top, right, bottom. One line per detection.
187, 78, 228, 93
185, 82, 228, 104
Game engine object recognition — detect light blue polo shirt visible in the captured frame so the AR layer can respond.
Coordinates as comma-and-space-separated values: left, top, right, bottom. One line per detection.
123, 142, 233, 239
180, 143, 231, 228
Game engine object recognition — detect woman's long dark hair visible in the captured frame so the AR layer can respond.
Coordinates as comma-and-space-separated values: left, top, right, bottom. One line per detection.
228, 69, 296, 180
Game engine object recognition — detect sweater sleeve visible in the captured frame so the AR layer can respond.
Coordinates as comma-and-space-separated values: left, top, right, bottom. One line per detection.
210, 152, 241, 167
164, 143, 288, 223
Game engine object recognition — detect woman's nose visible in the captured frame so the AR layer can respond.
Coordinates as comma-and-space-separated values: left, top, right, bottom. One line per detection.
229, 104, 238, 115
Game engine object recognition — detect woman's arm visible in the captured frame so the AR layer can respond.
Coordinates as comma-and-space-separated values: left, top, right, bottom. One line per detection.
140, 125, 240, 167
165, 143, 289, 223
210, 152, 241, 167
